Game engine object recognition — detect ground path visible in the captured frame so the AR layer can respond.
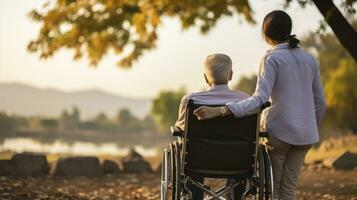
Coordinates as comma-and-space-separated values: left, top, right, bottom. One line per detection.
1, 168, 356, 200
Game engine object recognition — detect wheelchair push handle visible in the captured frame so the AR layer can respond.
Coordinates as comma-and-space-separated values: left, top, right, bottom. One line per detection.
260, 101, 271, 111
259, 102, 270, 138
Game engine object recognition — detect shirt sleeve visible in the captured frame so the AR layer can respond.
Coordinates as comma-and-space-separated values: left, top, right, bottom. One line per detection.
174, 95, 189, 130
312, 63, 326, 127
226, 54, 277, 117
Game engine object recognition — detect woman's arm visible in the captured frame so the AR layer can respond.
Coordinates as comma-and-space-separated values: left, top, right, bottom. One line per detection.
227, 55, 277, 117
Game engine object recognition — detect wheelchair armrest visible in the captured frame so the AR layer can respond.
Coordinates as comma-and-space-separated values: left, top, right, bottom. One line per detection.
170, 126, 183, 137
259, 131, 269, 138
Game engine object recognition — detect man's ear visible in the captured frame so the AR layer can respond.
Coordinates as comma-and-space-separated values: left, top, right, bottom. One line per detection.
229, 70, 233, 81
204, 73, 210, 85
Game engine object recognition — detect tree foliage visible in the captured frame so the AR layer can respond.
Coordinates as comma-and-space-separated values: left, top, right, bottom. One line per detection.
0, 112, 15, 136
40, 118, 59, 130
60, 106, 81, 129
233, 74, 257, 95
0, 107, 156, 134
324, 58, 357, 131
28, 0, 356, 67
302, 22, 357, 132
151, 89, 185, 132
28, 0, 253, 67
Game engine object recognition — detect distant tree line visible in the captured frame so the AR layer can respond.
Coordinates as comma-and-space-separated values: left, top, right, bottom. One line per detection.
0, 107, 156, 136
151, 89, 186, 132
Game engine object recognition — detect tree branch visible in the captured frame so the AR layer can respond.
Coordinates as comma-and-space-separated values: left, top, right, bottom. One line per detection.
312, 0, 357, 62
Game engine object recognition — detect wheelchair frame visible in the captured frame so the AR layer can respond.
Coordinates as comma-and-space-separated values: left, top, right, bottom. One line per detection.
161, 100, 273, 200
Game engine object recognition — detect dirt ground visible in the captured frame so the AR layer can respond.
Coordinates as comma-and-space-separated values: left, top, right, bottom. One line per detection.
0, 167, 356, 200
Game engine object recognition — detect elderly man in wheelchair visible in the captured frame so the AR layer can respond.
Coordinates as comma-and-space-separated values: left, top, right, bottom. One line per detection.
160, 54, 273, 200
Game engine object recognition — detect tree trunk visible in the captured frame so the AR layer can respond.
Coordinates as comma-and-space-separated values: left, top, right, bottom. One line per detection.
312, 0, 357, 62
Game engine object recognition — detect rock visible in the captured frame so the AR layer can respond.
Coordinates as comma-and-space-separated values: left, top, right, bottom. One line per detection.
318, 135, 357, 153
318, 140, 334, 152
307, 163, 327, 171
54, 156, 103, 176
122, 160, 153, 173
122, 149, 152, 173
102, 160, 120, 174
331, 151, 357, 170
125, 149, 143, 160
11, 153, 49, 176
323, 157, 335, 169
0, 160, 17, 175
312, 160, 323, 165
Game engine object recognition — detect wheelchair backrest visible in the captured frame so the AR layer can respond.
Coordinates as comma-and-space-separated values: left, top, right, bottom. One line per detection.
182, 99, 259, 175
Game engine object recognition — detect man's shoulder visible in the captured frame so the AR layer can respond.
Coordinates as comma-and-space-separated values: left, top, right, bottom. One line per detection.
230, 90, 250, 98
182, 90, 211, 99
179, 92, 195, 104
181, 92, 194, 100
182, 89, 250, 102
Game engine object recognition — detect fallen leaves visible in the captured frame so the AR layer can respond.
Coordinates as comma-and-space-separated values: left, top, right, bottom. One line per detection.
0, 169, 356, 200
0, 174, 160, 200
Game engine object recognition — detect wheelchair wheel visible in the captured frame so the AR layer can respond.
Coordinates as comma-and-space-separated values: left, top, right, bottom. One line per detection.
161, 148, 168, 200
161, 144, 176, 200
170, 143, 177, 200
257, 145, 265, 200
262, 146, 273, 200
173, 142, 182, 200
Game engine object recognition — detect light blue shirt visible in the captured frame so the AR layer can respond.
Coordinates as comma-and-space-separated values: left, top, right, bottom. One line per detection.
175, 84, 249, 130
226, 43, 326, 145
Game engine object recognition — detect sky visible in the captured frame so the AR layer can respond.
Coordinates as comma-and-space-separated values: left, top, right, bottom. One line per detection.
0, 0, 329, 98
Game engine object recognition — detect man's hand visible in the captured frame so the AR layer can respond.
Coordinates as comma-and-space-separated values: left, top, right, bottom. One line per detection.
193, 106, 222, 120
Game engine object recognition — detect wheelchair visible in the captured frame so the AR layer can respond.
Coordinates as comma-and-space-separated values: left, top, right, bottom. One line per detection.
160, 99, 273, 200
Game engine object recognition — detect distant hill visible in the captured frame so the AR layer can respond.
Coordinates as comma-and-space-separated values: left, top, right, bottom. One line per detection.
0, 83, 151, 119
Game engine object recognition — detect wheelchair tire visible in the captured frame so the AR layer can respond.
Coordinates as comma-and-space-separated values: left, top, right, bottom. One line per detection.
258, 144, 265, 200
262, 146, 273, 200
161, 145, 176, 200
161, 148, 169, 200
173, 142, 182, 200
170, 143, 177, 200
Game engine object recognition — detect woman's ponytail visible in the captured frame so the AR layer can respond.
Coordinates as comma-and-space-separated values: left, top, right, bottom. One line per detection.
286, 34, 300, 48
262, 11, 300, 48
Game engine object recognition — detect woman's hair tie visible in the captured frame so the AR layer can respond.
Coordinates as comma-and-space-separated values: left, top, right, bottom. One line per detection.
286, 34, 300, 48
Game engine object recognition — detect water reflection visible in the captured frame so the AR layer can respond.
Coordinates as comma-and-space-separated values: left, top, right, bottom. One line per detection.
0, 138, 158, 157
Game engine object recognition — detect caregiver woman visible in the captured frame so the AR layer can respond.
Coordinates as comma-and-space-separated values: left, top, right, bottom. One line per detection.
194, 10, 326, 200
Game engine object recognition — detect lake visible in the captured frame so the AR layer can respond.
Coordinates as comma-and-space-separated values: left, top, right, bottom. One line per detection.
0, 137, 159, 157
